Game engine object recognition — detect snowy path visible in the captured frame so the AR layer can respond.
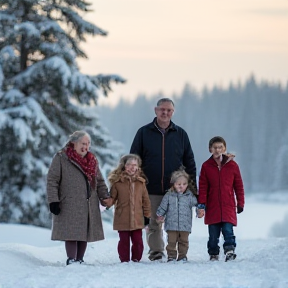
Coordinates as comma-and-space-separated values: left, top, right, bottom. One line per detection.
0, 228, 287, 288
1, 196, 288, 288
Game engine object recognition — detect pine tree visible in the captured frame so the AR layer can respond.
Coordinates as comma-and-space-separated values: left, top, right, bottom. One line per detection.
0, 0, 125, 227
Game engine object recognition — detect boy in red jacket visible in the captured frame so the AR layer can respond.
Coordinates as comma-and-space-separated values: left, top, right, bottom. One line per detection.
197, 136, 245, 261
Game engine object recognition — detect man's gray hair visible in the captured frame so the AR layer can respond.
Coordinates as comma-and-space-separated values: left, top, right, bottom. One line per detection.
68, 130, 91, 144
156, 98, 175, 107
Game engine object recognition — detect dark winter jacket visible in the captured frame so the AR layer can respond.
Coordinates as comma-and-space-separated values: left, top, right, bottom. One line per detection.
198, 155, 245, 226
130, 118, 197, 195
156, 189, 198, 232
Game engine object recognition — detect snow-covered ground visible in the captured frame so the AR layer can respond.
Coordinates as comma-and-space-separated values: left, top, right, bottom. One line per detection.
1, 194, 288, 288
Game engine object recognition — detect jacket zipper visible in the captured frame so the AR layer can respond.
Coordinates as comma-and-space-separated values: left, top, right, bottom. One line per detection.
161, 133, 165, 193
217, 159, 229, 221
154, 122, 167, 194
218, 165, 222, 221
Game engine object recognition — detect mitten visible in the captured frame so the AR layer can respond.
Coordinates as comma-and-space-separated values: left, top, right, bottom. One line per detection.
237, 206, 243, 214
49, 202, 60, 215
144, 217, 150, 226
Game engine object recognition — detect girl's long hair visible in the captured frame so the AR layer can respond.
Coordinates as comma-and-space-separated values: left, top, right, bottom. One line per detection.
108, 154, 147, 186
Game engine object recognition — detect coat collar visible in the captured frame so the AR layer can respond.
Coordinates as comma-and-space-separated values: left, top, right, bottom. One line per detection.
58, 150, 87, 178
167, 188, 193, 196
119, 173, 146, 184
208, 154, 234, 166
147, 117, 178, 132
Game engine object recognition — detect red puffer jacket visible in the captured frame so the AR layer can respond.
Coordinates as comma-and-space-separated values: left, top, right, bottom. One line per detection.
198, 155, 244, 226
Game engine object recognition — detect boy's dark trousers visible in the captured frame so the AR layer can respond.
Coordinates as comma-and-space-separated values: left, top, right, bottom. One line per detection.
207, 222, 236, 255
118, 229, 144, 262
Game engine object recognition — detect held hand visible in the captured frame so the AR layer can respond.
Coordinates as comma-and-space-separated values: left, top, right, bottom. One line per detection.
197, 208, 205, 218
102, 198, 113, 208
49, 202, 60, 215
237, 206, 243, 214
156, 215, 165, 224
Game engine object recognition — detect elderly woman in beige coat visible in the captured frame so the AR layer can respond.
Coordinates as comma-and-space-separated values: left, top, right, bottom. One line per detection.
46, 130, 110, 265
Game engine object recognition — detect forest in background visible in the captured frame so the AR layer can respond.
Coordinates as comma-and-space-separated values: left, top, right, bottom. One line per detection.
97, 76, 288, 193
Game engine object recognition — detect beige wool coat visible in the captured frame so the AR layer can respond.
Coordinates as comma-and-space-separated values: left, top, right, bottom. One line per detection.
110, 175, 151, 231
46, 150, 109, 242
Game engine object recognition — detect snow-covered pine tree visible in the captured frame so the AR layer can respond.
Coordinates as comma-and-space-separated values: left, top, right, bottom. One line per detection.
0, 0, 125, 227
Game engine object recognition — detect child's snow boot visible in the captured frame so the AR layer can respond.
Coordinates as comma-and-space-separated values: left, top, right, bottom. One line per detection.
177, 257, 188, 263
76, 259, 84, 264
66, 258, 76, 265
209, 255, 219, 261
225, 250, 237, 262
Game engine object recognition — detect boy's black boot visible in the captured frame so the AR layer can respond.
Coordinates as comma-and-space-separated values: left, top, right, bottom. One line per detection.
225, 250, 237, 262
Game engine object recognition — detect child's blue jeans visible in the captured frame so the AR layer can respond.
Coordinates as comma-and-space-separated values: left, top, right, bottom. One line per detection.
207, 222, 236, 255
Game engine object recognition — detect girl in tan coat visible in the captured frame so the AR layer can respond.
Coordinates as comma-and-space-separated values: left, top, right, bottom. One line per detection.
107, 154, 151, 262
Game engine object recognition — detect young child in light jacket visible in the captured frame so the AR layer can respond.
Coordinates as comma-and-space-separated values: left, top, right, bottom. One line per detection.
156, 169, 198, 262
106, 154, 151, 263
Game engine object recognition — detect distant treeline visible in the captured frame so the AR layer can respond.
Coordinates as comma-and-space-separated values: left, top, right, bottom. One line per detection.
97, 76, 288, 193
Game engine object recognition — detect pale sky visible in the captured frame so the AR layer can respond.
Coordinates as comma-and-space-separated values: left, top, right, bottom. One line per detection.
78, 0, 288, 106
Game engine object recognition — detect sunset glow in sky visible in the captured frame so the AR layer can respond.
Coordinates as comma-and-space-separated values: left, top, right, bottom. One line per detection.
78, 0, 288, 106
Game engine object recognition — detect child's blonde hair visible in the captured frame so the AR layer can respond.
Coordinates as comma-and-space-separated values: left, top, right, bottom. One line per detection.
170, 169, 190, 190
108, 154, 147, 186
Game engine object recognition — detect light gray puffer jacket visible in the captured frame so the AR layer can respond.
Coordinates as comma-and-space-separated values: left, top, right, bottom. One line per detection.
156, 189, 198, 232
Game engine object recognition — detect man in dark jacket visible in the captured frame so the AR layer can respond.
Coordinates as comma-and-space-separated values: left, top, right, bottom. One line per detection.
130, 98, 197, 261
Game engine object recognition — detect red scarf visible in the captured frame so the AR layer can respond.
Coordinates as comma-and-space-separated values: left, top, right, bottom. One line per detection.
66, 143, 97, 184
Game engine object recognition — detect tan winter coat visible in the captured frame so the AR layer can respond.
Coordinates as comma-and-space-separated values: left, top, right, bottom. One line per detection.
46, 150, 109, 242
110, 175, 151, 231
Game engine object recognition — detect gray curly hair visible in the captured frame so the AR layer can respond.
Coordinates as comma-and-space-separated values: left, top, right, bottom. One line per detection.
67, 130, 91, 145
